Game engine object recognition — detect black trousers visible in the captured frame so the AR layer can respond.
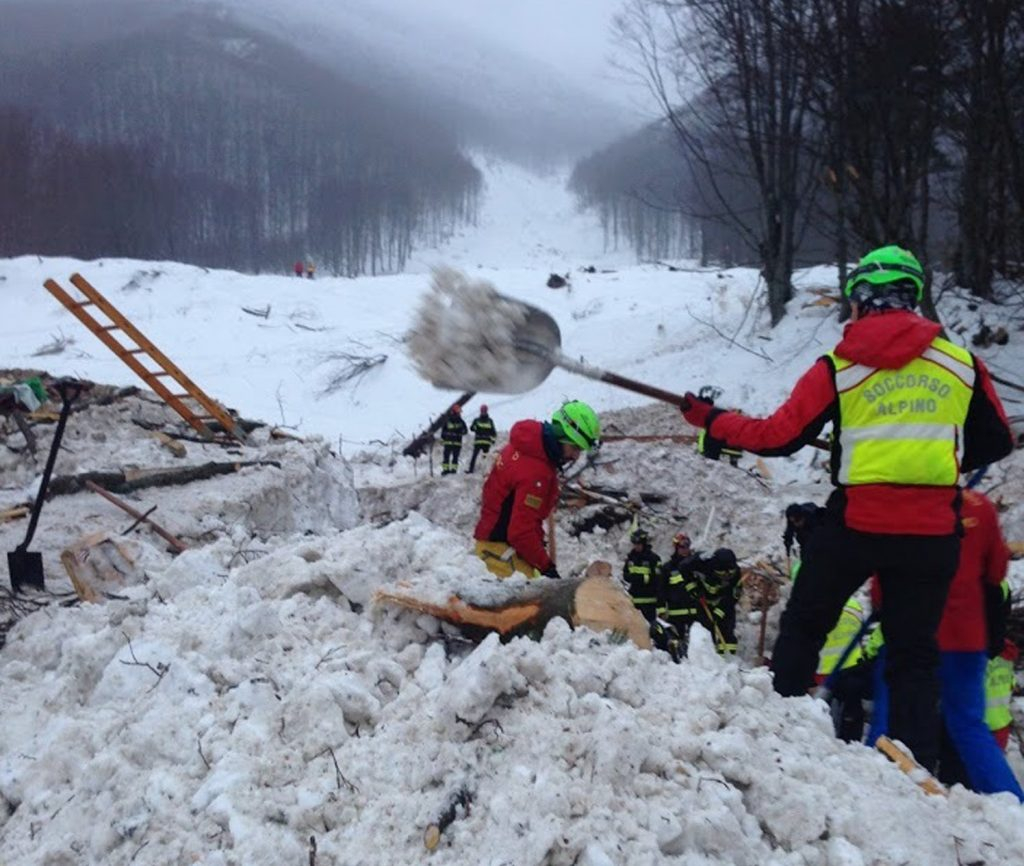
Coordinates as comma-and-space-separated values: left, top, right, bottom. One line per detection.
467, 443, 491, 473
771, 509, 957, 771
442, 444, 461, 474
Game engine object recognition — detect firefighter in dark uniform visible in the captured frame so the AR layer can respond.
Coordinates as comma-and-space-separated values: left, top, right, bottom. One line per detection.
660, 532, 701, 657
622, 528, 662, 623
440, 404, 468, 475
467, 405, 497, 473
696, 548, 743, 654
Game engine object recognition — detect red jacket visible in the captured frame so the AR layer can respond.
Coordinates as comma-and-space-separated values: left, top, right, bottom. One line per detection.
706, 311, 1013, 534
936, 490, 1009, 651
871, 490, 1009, 651
473, 420, 559, 571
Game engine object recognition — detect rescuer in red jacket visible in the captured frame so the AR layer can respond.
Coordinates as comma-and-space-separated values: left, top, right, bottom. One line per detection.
474, 400, 600, 579
680, 245, 1014, 771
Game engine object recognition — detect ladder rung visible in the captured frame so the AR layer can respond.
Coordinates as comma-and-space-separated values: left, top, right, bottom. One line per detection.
72, 300, 96, 308
170, 394, 192, 400
102, 324, 120, 331
125, 348, 146, 354
147, 371, 173, 377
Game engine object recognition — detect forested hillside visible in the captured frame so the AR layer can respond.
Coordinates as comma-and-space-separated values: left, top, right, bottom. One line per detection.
0, 1, 480, 274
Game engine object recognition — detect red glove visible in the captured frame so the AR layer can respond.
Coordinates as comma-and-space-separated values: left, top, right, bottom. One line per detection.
681, 392, 714, 428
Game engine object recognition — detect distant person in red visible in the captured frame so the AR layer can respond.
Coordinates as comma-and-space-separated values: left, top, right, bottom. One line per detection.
474, 401, 600, 579
293, 260, 304, 278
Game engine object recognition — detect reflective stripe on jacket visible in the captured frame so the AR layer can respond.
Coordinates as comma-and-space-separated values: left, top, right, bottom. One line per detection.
816, 598, 865, 676
624, 549, 661, 606
471, 416, 497, 445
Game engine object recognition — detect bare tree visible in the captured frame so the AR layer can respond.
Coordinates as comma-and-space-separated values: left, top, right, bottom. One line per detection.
617, 0, 819, 324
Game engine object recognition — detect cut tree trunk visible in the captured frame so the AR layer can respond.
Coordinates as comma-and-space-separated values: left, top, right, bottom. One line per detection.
374, 561, 651, 649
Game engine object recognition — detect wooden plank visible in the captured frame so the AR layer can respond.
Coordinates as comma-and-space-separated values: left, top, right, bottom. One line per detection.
876, 736, 946, 797
0, 506, 30, 523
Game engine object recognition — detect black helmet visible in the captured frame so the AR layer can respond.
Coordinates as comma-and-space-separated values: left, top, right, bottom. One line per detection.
785, 502, 817, 522
710, 548, 737, 570
630, 528, 650, 545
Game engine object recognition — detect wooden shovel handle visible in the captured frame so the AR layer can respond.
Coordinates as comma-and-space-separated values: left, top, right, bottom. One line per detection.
599, 371, 690, 407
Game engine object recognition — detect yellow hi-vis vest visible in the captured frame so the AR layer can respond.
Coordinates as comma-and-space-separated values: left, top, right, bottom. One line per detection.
985, 655, 1015, 731
816, 597, 865, 676
827, 337, 975, 486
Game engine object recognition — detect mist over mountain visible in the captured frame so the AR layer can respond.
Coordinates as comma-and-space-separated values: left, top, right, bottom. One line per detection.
0, 0, 637, 273
211, 0, 636, 165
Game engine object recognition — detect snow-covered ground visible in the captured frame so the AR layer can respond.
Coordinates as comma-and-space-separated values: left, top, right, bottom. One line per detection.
1, 158, 1023, 865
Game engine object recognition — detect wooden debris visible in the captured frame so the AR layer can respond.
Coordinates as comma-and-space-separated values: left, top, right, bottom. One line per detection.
424, 787, 473, 851
403, 392, 475, 459
876, 736, 946, 797
149, 431, 187, 458
60, 531, 140, 602
1008, 541, 1023, 559
271, 427, 306, 443
0, 506, 30, 523
84, 481, 188, 553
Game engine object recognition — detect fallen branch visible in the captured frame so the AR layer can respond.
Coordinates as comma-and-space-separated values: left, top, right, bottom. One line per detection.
318, 351, 387, 395
241, 304, 271, 319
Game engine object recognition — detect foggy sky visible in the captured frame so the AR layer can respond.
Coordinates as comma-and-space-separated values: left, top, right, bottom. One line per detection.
377, 0, 639, 106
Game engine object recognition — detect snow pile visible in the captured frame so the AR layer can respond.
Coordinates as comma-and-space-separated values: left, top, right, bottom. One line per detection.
2, 510, 1024, 866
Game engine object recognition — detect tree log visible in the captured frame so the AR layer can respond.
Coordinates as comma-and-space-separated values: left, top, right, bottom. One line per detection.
374, 562, 651, 649
46, 460, 281, 497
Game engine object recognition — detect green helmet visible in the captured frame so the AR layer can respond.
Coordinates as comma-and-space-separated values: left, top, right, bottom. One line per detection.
844, 245, 925, 304
551, 400, 601, 451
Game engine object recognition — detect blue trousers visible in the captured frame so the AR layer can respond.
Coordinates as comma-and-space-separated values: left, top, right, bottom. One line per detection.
940, 652, 1023, 800
871, 650, 1023, 800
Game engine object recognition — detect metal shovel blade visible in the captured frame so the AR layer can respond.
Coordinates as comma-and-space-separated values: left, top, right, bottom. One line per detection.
7, 549, 44, 593
407, 269, 563, 394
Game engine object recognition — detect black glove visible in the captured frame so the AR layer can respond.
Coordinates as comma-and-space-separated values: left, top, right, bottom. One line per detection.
698, 430, 726, 461
541, 564, 561, 579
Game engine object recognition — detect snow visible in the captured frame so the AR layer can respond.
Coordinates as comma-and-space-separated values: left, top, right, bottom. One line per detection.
1, 158, 1023, 865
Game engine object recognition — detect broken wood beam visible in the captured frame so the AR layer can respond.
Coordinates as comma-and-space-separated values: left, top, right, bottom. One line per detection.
46, 459, 281, 497
84, 481, 188, 553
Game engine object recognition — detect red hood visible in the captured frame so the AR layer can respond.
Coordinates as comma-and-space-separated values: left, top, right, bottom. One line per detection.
508, 419, 550, 462
1001, 639, 1020, 663
834, 310, 941, 369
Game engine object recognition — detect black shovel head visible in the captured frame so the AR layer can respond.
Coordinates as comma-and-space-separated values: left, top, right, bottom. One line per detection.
8, 548, 44, 593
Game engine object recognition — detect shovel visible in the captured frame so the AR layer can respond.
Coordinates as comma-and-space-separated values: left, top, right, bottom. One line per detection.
407, 270, 832, 452
407, 269, 692, 407
7, 379, 83, 592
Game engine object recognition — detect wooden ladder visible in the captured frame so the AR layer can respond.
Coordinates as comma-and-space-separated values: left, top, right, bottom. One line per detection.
43, 273, 248, 443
